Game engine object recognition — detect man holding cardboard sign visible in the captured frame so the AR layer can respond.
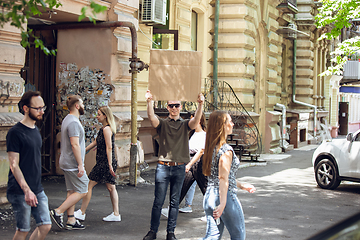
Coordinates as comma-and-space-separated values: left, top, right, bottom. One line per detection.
143, 90, 204, 240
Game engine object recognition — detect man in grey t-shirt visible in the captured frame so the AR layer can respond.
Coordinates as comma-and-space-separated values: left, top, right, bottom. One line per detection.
59, 114, 86, 171
50, 95, 89, 231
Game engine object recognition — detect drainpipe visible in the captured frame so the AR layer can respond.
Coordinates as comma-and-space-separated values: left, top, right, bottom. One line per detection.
275, 103, 287, 150
292, 39, 317, 138
33, 21, 148, 186
213, 0, 219, 109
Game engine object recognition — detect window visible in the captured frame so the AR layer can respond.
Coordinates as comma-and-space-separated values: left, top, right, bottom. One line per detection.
152, 29, 178, 50
191, 11, 198, 51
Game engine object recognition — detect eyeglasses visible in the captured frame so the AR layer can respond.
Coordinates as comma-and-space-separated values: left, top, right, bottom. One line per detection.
28, 106, 47, 112
168, 104, 180, 108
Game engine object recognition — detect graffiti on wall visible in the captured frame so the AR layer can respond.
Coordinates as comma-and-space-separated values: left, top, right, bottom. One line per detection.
0, 80, 23, 98
57, 62, 114, 142
0, 80, 10, 98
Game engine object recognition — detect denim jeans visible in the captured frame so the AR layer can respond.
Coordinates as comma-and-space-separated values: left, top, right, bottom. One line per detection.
202, 187, 245, 240
184, 181, 197, 206
150, 163, 186, 233
7, 191, 51, 232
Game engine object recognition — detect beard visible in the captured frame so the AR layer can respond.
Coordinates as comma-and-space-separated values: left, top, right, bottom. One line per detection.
29, 111, 43, 121
79, 106, 85, 115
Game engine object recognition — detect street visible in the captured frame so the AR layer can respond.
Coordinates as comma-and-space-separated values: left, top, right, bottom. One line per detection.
1, 145, 360, 239
236, 146, 360, 240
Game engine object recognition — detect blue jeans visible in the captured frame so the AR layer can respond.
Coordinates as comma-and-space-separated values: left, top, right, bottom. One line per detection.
150, 163, 186, 233
202, 187, 245, 240
185, 181, 197, 206
7, 191, 51, 232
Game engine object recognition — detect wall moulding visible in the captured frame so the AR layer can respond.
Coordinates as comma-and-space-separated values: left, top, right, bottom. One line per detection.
0, 30, 22, 43
211, 0, 258, 10
114, 2, 138, 15
0, 63, 24, 74
175, 1, 191, 10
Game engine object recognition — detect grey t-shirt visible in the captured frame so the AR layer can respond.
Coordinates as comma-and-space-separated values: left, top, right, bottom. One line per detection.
59, 114, 85, 171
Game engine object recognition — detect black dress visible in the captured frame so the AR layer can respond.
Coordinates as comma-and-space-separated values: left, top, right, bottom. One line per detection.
88, 127, 117, 185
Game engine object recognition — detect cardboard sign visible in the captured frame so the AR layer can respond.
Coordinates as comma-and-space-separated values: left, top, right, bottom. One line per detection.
148, 49, 202, 102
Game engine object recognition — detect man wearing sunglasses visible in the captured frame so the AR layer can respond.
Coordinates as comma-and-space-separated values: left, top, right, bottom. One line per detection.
6, 91, 52, 240
143, 90, 204, 240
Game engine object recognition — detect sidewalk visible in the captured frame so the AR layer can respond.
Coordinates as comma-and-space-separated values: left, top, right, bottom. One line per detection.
0, 145, 319, 240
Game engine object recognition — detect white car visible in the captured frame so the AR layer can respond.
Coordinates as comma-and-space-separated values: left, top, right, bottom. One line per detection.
312, 130, 360, 189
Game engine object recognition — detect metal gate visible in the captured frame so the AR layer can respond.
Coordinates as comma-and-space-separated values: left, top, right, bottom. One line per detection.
154, 78, 262, 159
20, 30, 57, 175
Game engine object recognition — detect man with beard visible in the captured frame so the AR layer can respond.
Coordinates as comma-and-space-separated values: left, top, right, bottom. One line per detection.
6, 90, 51, 240
50, 95, 88, 230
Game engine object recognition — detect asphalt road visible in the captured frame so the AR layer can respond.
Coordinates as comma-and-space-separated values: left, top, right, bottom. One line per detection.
237, 146, 360, 240
1, 145, 360, 240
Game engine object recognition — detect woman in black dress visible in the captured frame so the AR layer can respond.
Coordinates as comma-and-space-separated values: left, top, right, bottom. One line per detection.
74, 106, 121, 222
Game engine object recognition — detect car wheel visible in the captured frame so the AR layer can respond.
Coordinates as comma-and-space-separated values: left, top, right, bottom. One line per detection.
315, 159, 341, 190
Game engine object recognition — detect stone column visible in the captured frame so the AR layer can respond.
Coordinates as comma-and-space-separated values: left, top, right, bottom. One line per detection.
108, 1, 145, 182
294, 1, 315, 106
0, 22, 26, 204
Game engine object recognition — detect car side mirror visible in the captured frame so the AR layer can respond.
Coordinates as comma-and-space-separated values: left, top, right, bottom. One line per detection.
346, 133, 353, 142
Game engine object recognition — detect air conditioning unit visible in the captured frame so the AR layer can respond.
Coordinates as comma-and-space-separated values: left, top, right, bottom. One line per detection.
141, 0, 167, 25
343, 60, 360, 80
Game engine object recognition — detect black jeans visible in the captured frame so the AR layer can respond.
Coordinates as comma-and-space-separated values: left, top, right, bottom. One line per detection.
179, 156, 208, 204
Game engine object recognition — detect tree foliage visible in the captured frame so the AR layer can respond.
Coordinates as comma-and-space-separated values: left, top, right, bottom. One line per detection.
0, 0, 107, 55
315, 0, 360, 76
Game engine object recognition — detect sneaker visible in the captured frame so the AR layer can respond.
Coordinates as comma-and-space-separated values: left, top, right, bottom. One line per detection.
103, 212, 121, 222
50, 209, 64, 229
161, 207, 169, 218
143, 230, 157, 240
74, 209, 86, 221
200, 215, 207, 222
65, 219, 86, 230
179, 205, 192, 213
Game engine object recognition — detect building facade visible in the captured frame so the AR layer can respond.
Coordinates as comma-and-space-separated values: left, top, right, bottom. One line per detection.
0, 0, 337, 203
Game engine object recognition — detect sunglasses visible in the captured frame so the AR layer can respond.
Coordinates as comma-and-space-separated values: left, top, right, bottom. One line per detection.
168, 104, 180, 108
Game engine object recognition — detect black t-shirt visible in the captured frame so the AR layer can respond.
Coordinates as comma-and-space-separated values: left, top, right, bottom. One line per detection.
6, 122, 43, 195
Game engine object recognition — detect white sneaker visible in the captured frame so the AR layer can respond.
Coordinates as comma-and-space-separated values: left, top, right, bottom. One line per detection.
74, 209, 86, 221
103, 212, 121, 222
200, 215, 207, 222
161, 207, 169, 218
179, 205, 192, 213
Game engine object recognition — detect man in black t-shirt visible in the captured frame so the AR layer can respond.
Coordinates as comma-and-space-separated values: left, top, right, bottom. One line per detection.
6, 91, 51, 240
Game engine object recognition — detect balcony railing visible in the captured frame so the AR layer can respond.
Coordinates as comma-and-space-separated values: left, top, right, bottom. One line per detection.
276, 0, 298, 14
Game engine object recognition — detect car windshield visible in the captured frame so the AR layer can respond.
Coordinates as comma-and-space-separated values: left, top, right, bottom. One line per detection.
306, 212, 360, 240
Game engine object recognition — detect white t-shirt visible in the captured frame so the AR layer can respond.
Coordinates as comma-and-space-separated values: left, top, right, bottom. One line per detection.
189, 131, 206, 155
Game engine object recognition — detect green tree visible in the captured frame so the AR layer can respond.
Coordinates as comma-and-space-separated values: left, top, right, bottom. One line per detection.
0, 0, 107, 55
315, 0, 360, 76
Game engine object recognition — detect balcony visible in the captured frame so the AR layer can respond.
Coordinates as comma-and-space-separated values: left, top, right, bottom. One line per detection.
276, 0, 298, 14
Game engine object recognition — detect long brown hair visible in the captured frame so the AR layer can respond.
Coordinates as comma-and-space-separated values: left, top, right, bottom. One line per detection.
202, 110, 228, 176
99, 106, 116, 134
